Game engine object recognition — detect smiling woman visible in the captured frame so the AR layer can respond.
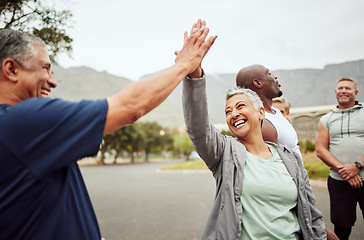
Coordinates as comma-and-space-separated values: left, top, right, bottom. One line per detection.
224, 87, 265, 149
182, 64, 328, 239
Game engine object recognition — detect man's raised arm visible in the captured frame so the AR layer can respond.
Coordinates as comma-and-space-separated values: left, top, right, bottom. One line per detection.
104, 20, 217, 135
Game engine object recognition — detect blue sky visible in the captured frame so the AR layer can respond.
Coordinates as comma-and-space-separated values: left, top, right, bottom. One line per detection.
57, 0, 364, 81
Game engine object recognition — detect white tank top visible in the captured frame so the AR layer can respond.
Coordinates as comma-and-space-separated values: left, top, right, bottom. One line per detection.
265, 107, 302, 157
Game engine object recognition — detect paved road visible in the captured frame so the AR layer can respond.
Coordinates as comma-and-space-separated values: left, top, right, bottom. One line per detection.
81, 160, 364, 240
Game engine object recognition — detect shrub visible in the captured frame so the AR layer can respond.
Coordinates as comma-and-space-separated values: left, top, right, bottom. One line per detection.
305, 140, 316, 152
298, 140, 316, 153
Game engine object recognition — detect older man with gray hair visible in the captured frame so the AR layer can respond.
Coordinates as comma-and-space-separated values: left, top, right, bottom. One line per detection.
0, 21, 216, 239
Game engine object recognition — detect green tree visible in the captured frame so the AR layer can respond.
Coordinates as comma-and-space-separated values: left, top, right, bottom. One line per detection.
99, 133, 114, 165
121, 124, 143, 163
158, 128, 173, 153
138, 121, 169, 162
100, 122, 172, 164
0, 0, 73, 61
106, 128, 124, 164
173, 131, 195, 161
100, 124, 143, 164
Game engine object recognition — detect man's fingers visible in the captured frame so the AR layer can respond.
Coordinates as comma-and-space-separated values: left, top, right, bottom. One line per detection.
189, 27, 210, 50
183, 31, 188, 43
191, 19, 202, 33
199, 20, 206, 29
348, 175, 363, 188
192, 26, 207, 42
190, 22, 197, 33
199, 27, 210, 42
175, 19, 216, 72
185, 30, 217, 62
183, 26, 206, 49
358, 176, 364, 187
185, 19, 210, 47
200, 35, 218, 56
206, 35, 218, 46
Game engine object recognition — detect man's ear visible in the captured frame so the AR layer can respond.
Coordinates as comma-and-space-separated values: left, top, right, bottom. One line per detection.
252, 79, 262, 89
2, 58, 19, 83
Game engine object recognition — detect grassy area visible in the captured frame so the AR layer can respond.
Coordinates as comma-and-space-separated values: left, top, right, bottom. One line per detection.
302, 151, 330, 179
162, 151, 330, 180
162, 160, 209, 170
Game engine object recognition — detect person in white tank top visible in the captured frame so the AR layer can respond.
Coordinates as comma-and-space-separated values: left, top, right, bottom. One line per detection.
265, 106, 301, 157
236, 64, 338, 240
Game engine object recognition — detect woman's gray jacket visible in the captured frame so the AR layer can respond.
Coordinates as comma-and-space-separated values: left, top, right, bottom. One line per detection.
182, 76, 327, 240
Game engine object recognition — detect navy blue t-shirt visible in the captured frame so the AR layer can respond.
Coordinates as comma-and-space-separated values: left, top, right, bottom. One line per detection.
0, 97, 108, 239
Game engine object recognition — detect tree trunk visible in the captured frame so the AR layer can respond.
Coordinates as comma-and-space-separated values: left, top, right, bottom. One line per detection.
175, 150, 181, 160
130, 151, 135, 163
145, 150, 150, 162
98, 147, 106, 165
184, 153, 190, 161
113, 150, 119, 164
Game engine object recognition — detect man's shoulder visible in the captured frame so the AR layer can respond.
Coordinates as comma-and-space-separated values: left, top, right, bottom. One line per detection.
17, 97, 62, 107
320, 110, 334, 121
8, 98, 69, 116
0, 98, 57, 115
2, 98, 107, 122
17, 98, 106, 111
321, 104, 363, 121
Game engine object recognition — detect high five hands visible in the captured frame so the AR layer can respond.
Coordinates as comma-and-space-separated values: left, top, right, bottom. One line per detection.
175, 19, 217, 79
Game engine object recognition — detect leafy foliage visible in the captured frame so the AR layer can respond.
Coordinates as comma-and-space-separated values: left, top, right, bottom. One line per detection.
0, 0, 73, 61
138, 121, 172, 161
99, 124, 142, 164
298, 140, 316, 153
99, 122, 172, 164
122, 123, 143, 163
173, 131, 195, 161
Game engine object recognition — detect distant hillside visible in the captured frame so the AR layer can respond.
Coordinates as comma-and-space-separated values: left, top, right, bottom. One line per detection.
51, 65, 132, 101
274, 60, 364, 107
51, 65, 184, 128
51, 59, 364, 128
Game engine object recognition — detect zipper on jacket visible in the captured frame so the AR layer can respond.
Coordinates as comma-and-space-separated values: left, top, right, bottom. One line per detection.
347, 110, 351, 137
341, 112, 344, 138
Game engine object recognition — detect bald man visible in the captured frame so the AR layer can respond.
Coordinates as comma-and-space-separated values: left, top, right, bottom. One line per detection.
236, 64, 301, 157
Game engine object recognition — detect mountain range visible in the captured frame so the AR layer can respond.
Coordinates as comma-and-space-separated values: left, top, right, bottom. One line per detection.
51, 59, 364, 128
